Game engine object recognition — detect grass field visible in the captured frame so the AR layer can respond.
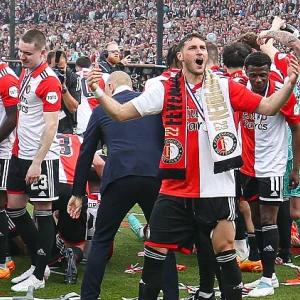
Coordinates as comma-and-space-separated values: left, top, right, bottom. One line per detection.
1, 206, 300, 300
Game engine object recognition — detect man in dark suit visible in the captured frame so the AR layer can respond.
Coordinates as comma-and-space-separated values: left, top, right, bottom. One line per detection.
68, 71, 178, 300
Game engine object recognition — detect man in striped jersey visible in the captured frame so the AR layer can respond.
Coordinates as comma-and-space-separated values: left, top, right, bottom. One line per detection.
241, 52, 300, 297
0, 60, 19, 280
86, 33, 300, 300
5, 29, 61, 292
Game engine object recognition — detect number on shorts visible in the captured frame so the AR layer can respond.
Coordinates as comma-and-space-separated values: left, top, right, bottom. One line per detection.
31, 174, 48, 190
270, 176, 280, 192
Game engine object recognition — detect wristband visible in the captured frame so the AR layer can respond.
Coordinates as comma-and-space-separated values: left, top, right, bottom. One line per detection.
93, 86, 104, 98
284, 76, 290, 84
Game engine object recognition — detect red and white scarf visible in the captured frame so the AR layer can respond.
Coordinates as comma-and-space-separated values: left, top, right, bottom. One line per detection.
159, 70, 242, 179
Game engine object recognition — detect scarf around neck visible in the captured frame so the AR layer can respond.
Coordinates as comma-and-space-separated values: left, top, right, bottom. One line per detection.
158, 70, 242, 180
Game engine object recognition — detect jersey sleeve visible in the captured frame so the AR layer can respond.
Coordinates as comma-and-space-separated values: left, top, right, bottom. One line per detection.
35, 76, 62, 112
0, 75, 19, 107
131, 81, 164, 116
273, 52, 293, 78
228, 80, 262, 113
280, 93, 300, 125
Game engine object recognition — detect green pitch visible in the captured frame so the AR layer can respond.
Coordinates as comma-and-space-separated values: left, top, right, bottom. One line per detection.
1, 207, 300, 300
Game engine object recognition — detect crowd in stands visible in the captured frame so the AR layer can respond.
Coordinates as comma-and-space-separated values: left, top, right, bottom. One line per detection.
0, 0, 300, 63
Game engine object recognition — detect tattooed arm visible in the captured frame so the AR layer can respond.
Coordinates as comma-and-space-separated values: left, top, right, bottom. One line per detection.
257, 30, 300, 60
25, 111, 59, 185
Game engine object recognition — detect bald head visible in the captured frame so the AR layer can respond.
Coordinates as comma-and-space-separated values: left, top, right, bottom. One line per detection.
105, 71, 132, 95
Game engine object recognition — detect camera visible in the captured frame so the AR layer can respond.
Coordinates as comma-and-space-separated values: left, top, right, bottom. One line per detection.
52, 50, 66, 84
53, 65, 66, 84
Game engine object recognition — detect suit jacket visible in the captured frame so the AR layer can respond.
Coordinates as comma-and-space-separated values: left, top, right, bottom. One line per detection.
72, 89, 164, 196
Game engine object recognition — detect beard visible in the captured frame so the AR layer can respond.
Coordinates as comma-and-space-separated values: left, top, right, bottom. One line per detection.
107, 56, 121, 65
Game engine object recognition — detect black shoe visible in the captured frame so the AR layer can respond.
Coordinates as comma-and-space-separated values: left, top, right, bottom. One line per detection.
276, 251, 292, 264
64, 248, 78, 284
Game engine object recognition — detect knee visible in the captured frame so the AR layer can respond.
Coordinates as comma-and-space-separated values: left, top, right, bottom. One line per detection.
290, 210, 300, 220
213, 237, 235, 254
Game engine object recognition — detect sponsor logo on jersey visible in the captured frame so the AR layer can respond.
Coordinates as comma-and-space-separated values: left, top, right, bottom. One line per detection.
213, 132, 237, 156
46, 92, 59, 104
242, 113, 268, 131
8, 86, 19, 98
162, 138, 183, 164
17, 101, 29, 113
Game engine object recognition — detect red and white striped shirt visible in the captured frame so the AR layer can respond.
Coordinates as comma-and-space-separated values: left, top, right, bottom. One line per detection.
13, 62, 61, 160
76, 68, 107, 134
132, 77, 262, 198
240, 79, 300, 177
0, 62, 19, 159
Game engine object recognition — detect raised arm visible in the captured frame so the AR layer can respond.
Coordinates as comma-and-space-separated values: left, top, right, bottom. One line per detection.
260, 16, 286, 63
87, 68, 141, 121
258, 30, 300, 60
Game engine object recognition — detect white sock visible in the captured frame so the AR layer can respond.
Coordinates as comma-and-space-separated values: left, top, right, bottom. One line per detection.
235, 239, 249, 260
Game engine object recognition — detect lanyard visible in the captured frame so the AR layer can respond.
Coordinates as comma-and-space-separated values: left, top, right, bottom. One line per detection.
185, 78, 205, 121
19, 61, 44, 98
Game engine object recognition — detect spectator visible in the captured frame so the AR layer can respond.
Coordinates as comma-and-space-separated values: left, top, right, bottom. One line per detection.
0, 0, 297, 63
98, 41, 130, 74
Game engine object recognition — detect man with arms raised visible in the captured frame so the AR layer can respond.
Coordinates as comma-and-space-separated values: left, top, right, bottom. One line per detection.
84, 33, 300, 300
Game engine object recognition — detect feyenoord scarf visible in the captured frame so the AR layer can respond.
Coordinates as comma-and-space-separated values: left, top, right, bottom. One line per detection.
158, 70, 242, 179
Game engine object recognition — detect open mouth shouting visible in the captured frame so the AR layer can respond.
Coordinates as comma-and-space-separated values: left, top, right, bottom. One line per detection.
195, 57, 204, 66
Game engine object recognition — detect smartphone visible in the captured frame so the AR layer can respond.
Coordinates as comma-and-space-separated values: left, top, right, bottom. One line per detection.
124, 50, 130, 57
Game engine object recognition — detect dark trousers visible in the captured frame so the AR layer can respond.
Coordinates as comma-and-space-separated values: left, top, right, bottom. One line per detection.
81, 175, 178, 300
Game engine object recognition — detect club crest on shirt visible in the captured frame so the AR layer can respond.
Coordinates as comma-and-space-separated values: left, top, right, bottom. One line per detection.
213, 132, 237, 156
9, 86, 19, 98
162, 138, 183, 164
46, 92, 59, 104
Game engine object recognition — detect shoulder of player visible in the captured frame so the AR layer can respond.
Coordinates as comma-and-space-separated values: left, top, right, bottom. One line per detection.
0, 65, 18, 81
37, 69, 61, 87
39, 66, 62, 83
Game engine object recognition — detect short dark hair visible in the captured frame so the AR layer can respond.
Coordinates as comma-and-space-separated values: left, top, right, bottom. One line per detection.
235, 33, 260, 51
244, 51, 272, 69
76, 56, 92, 68
206, 41, 219, 64
223, 42, 252, 68
21, 29, 46, 50
46, 50, 67, 65
177, 33, 205, 52
166, 45, 179, 68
